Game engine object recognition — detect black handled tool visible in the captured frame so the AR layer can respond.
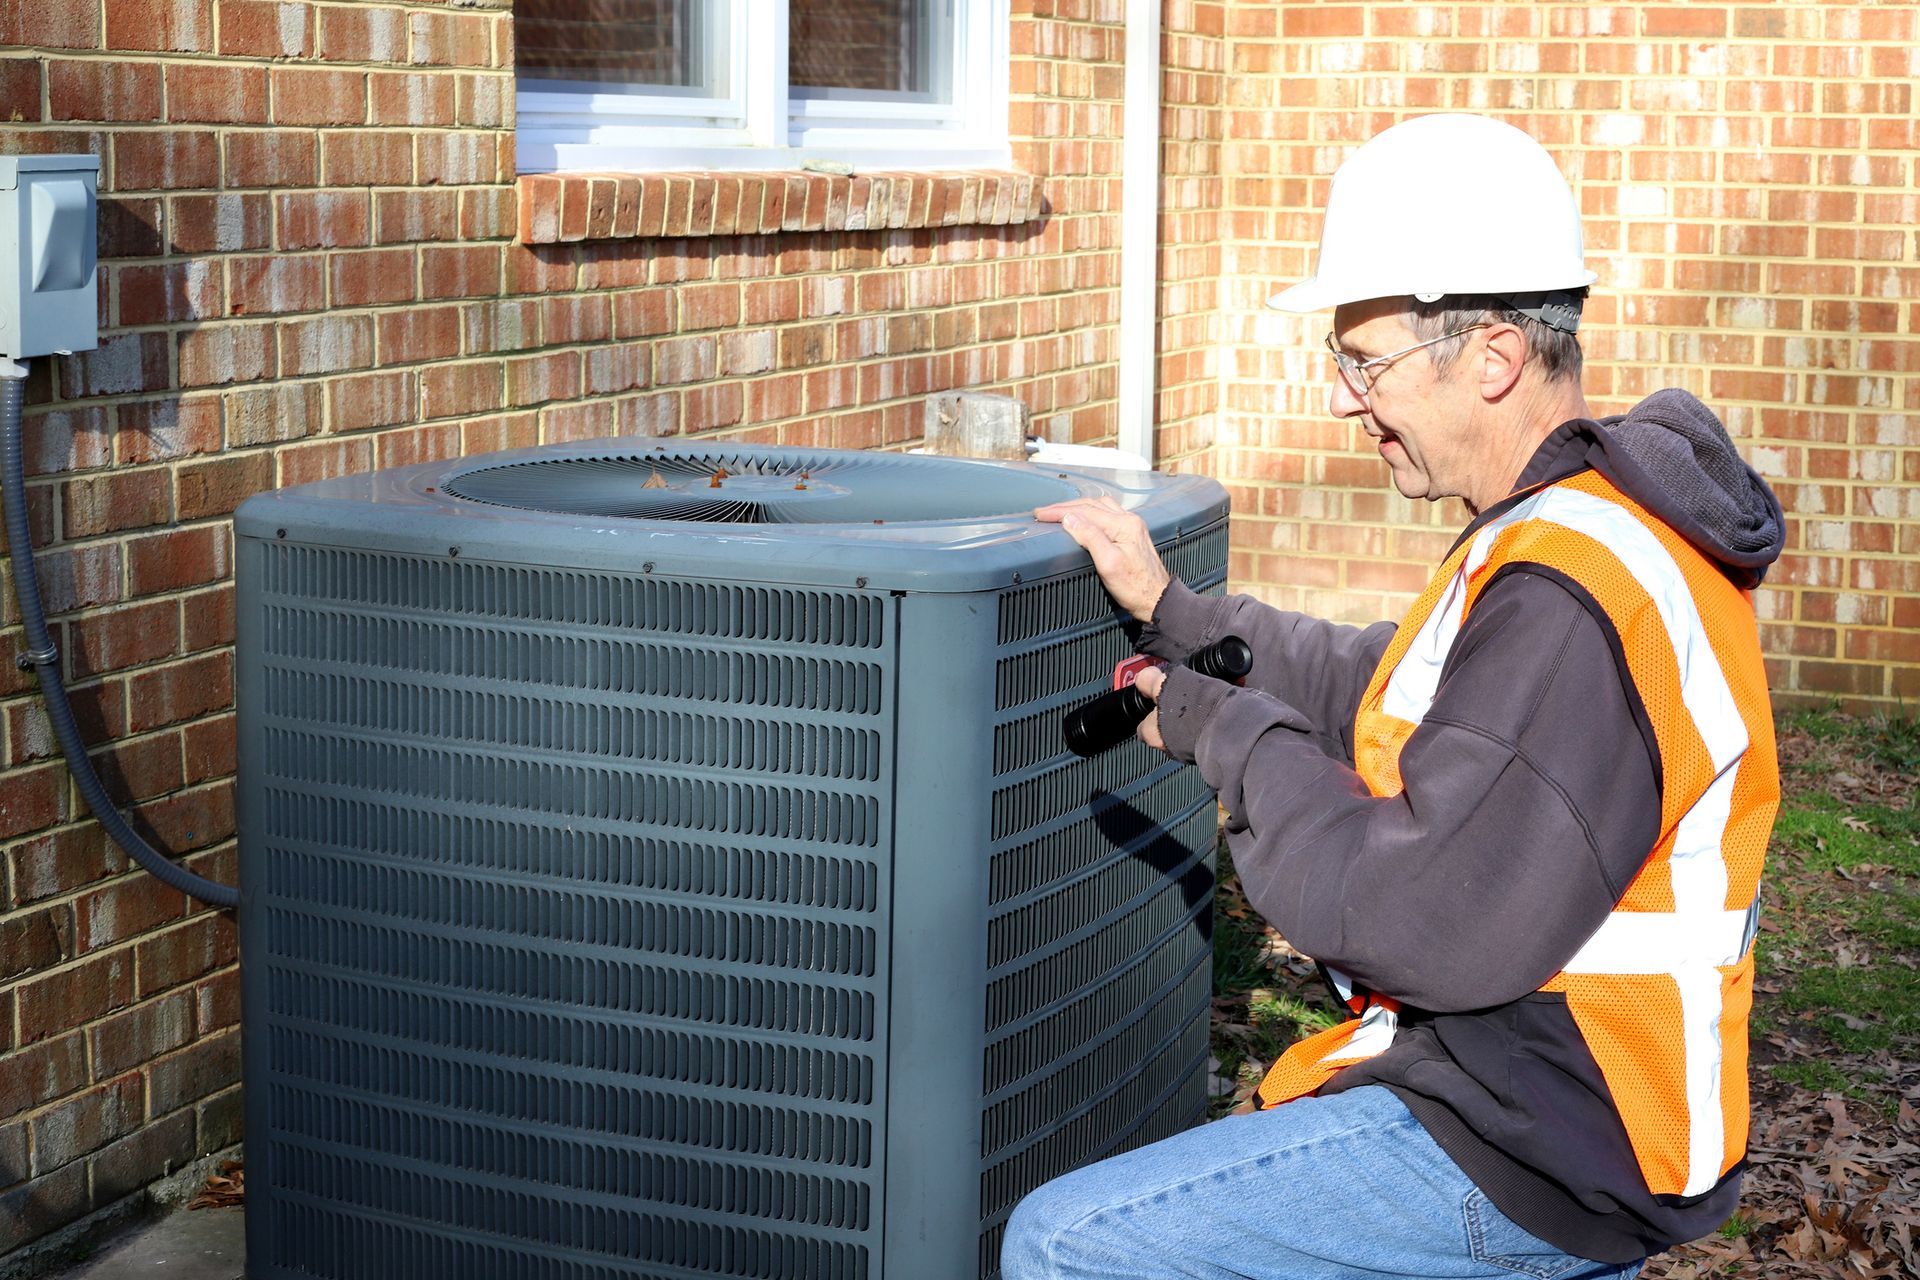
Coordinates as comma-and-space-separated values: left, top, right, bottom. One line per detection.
1062, 635, 1252, 758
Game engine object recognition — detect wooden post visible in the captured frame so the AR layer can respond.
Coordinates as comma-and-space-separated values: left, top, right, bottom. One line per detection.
922, 392, 1031, 460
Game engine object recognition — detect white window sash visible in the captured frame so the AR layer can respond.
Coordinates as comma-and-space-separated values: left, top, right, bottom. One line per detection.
516, 0, 1011, 175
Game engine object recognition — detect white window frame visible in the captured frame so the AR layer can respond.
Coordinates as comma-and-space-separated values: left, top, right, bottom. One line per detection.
517, 0, 1011, 174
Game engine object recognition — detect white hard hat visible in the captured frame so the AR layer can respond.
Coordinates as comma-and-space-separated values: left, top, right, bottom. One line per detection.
1268, 114, 1597, 324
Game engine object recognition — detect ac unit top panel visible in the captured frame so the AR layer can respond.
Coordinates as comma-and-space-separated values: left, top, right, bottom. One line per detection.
236, 439, 1230, 593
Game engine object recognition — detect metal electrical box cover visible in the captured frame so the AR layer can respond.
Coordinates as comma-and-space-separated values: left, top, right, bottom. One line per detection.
236, 440, 1232, 1280
0, 154, 100, 361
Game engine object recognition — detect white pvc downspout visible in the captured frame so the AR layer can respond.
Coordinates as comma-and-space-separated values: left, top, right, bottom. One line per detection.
1117, 0, 1162, 469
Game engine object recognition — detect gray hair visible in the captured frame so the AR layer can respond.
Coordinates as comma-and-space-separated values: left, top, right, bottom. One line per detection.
1405, 291, 1587, 384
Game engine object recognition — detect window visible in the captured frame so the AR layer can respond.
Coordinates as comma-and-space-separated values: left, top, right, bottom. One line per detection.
516, 0, 1011, 174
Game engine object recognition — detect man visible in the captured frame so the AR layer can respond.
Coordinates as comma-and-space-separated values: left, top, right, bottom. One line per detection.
1006, 114, 1784, 1280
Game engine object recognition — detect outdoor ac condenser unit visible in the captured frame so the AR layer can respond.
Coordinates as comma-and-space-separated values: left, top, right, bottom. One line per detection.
235, 440, 1230, 1280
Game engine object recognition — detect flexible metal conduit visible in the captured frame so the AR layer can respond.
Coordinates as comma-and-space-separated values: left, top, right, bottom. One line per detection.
1, 361, 238, 908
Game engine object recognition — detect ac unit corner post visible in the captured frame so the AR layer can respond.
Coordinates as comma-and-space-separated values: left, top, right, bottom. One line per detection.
232, 443, 1229, 1280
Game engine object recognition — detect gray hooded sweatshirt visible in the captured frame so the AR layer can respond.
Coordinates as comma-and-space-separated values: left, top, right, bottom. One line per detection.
1145, 390, 1785, 1263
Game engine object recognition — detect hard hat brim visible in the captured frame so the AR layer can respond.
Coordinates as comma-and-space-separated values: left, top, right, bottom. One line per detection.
1266, 269, 1599, 314
1265, 277, 1342, 313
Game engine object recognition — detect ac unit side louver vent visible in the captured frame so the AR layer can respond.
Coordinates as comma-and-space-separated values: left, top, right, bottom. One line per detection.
236, 440, 1230, 1280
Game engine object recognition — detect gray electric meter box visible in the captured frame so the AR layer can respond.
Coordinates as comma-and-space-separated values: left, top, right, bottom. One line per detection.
0, 154, 100, 361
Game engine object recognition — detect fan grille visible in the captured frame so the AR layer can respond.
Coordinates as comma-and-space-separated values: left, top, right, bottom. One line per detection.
443, 451, 1081, 525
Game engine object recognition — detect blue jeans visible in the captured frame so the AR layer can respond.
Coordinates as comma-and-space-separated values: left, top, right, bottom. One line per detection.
1001, 1085, 1645, 1280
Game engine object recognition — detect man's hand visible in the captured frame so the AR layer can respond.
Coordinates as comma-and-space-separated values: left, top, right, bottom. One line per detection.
1131, 664, 1166, 751
1034, 496, 1172, 622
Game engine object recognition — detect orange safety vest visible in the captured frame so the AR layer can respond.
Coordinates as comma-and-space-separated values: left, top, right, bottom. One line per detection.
1255, 469, 1777, 1200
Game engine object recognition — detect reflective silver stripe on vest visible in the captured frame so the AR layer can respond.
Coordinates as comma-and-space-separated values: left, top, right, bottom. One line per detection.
1561, 894, 1762, 975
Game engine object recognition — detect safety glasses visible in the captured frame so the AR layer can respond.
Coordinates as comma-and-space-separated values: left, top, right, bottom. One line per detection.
1324, 324, 1490, 397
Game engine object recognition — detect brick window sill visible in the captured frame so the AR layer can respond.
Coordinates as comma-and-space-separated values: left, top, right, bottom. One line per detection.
515, 170, 1044, 245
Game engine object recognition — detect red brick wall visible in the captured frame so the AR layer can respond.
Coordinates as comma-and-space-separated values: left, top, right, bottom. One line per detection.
1154, 2, 1227, 469
0, 0, 1180, 1253
1218, 1, 1920, 708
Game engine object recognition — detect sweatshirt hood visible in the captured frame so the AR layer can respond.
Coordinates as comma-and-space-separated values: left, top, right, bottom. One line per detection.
1585, 388, 1785, 589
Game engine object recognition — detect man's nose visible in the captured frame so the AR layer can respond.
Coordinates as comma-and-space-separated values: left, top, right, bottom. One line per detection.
1328, 375, 1368, 418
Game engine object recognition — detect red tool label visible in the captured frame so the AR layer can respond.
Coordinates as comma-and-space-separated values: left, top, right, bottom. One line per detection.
1112, 654, 1168, 690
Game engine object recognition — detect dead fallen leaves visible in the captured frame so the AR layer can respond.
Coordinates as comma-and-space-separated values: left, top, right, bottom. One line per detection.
1648, 1093, 1920, 1280
187, 1160, 244, 1210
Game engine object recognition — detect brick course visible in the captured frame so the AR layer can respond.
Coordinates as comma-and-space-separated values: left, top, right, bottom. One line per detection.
0, 0, 1916, 1259
1213, 1, 1920, 708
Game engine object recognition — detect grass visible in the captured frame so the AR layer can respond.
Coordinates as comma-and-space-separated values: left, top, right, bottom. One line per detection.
1838, 881, 1920, 952
1770, 792, 1920, 878
1779, 701, 1920, 776
1740, 705, 1920, 1111
1208, 848, 1342, 1109
1764, 1059, 1889, 1111
1248, 989, 1339, 1039
1775, 963, 1920, 1053
1210, 890, 1279, 994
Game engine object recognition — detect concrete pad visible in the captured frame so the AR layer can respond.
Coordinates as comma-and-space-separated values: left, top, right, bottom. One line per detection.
66, 1208, 243, 1280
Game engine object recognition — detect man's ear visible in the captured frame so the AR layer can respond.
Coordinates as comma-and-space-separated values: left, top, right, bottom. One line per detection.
1479, 323, 1527, 400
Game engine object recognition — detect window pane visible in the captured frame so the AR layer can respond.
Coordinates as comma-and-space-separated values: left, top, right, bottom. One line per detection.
517, 0, 723, 94
791, 0, 952, 102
